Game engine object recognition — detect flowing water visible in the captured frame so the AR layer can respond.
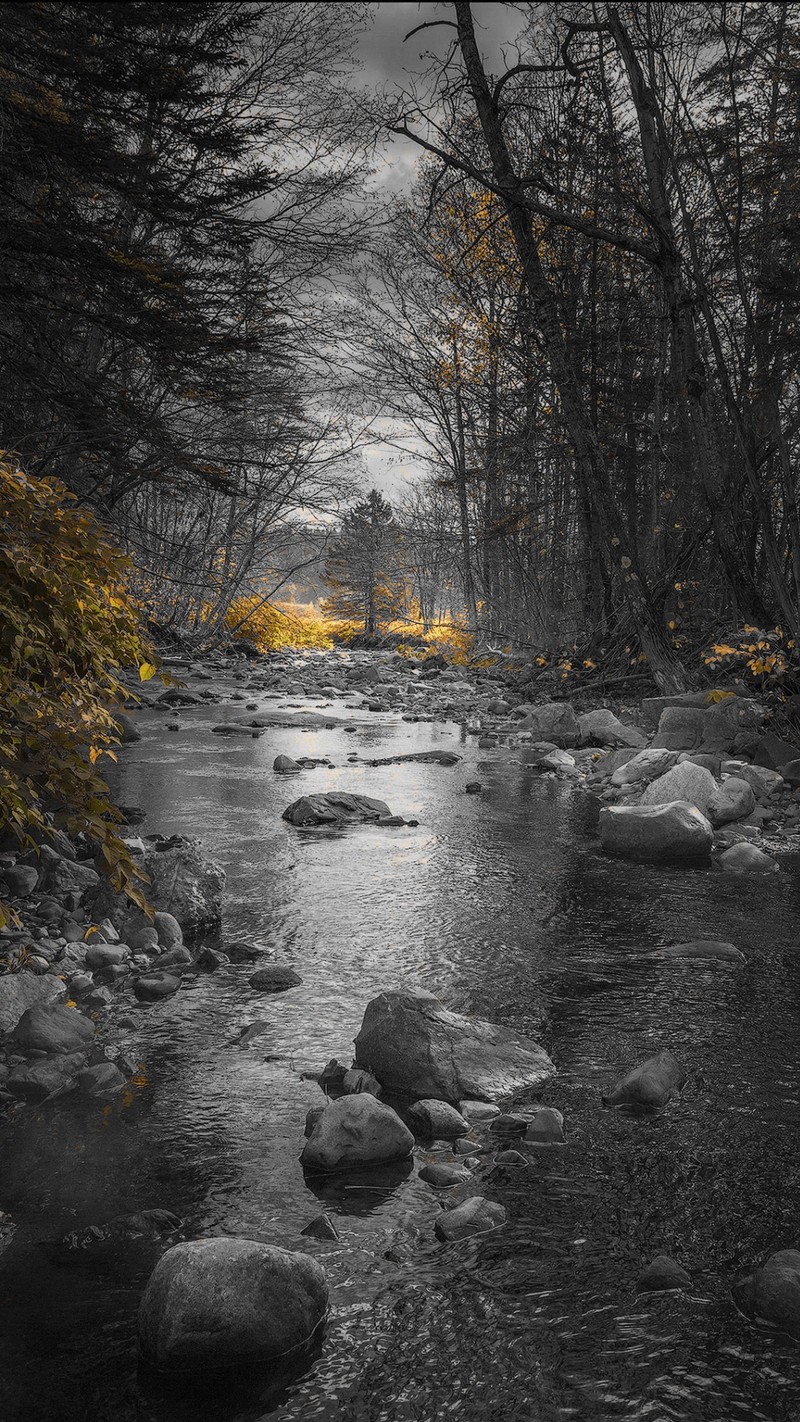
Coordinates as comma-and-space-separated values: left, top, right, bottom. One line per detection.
3, 689, 800, 1422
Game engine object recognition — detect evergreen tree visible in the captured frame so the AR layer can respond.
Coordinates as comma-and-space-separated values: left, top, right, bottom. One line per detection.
323, 490, 405, 635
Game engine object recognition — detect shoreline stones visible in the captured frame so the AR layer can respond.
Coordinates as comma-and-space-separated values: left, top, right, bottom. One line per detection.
137, 1238, 329, 1372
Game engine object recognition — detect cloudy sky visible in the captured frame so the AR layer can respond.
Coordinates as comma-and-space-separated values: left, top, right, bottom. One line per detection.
344, 3, 526, 497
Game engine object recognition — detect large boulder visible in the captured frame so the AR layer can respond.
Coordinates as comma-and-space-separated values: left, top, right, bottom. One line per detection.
733, 1250, 800, 1335
599, 802, 713, 863
706, 776, 756, 827
640, 762, 717, 816
6, 1051, 86, 1101
578, 710, 645, 749
652, 697, 763, 755
300, 1094, 413, 1173
603, 1049, 685, 1110
37, 846, 100, 897
610, 748, 678, 787
12, 1002, 94, 1055
516, 703, 579, 748
137, 1238, 329, 1371
353, 989, 554, 1103
90, 837, 225, 942
0, 973, 65, 1035
282, 793, 392, 827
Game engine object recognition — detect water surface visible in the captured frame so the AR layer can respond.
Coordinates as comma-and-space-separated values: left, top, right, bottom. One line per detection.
2, 693, 800, 1422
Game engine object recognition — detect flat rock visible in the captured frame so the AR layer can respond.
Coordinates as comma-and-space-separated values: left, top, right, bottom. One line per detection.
651, 940, 744, 963
354, 989, 554, 1103
282, 793, 392, 827
609, 748, 678, 788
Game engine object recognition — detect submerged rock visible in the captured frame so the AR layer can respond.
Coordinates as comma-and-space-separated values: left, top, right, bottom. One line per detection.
434, 1196, 506, 1242
137, 1237, 329, 1372
603, 1049, 685, 1110
300, 1093, 413, 1173
651, 940, 744, 963
599, 802, 713, 863
637, 1255, 692, 1293
354, 989, 554, 1103
249, 964, 302, 993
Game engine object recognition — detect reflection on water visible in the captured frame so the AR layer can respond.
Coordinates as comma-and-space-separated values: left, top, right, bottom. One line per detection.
2, 700, 800, 1421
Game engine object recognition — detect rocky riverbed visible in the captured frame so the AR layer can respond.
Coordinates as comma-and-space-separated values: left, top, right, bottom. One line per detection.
3, 646, 800, 1420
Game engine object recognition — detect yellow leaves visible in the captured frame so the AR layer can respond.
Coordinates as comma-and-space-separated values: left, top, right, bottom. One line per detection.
668, 619, 677, 630
711, 643, 738, 656
138, 660, 158, 681
705, 689, 735, 703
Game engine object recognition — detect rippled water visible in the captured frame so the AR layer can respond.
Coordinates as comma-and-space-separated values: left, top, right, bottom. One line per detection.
3, 688, 800, 1422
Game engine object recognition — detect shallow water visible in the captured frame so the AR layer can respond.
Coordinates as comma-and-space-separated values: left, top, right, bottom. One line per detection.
3, 688, 800, 1421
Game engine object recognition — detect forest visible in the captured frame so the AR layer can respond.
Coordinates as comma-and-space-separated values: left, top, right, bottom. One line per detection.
3, 5, 800, 1421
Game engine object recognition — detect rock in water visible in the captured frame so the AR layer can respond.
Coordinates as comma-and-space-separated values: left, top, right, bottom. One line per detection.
525, 1105, 566, 1143
12, 1002, 94, 1055
733, 1250, 800, 1335
300, 1094, 414, 1173
640, 762, 717, 816
603, 1049, 685, 1110
598, 802, 713, 863
434, 1197, 506, 1242
137, 1237, 328, 1371
134, 974, 181, 1002
249, 964, 302, 993
419, 1163, 472, 1188
717, 842, 779, 874
273, 754, 302, 772
637, 1255, 692, 1292
282, 793, 392, 827
407, 1100, 470, 1139
653, 940, 744, 963
354, 989, 554, 1103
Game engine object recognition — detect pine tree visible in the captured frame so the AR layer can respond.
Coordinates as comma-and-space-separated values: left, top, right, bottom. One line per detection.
323, 490, 405, 635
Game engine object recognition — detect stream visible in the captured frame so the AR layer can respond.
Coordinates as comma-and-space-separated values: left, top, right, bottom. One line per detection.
3, 689, 800, 1421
